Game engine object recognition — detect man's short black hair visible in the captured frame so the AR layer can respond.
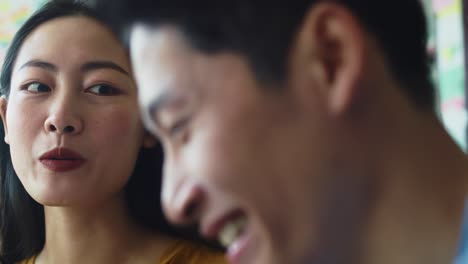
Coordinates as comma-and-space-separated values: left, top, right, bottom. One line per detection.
95, 0, 435, 111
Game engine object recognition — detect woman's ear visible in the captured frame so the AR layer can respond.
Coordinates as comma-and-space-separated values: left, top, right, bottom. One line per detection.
0, 96, 9, 144
142, 131, 157, 148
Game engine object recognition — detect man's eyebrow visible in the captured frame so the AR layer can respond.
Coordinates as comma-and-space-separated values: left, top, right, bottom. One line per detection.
146, 89, 174, 125
18, 59, 57, 72
81, 61, 129, 75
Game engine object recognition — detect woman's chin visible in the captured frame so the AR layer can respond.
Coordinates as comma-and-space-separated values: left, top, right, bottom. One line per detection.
33, 192, 81, 207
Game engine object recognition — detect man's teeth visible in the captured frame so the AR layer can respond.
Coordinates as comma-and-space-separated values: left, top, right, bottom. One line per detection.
219, 217, 246, 248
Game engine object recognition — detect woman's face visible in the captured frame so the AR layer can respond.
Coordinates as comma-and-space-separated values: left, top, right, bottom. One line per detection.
0, 16, 149, 207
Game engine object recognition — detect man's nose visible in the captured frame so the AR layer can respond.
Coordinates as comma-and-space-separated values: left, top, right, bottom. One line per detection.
162, 160, 205, 226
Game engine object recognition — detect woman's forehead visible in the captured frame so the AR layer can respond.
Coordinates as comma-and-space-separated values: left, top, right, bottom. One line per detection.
13, 16, 129, 73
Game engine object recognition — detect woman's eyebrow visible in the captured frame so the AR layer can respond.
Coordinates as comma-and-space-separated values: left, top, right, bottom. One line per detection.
18, 59, 57, 73
81, 60, 129, 75
17, 59, 130, 76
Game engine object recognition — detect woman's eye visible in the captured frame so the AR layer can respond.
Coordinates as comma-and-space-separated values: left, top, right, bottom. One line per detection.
25, 82, 51, 93
87, 84, 120, 96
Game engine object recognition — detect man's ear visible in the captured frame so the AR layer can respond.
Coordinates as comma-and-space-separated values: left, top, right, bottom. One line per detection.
0, 96, 9, 144
142, 131, 157, 148
290, 2, 366, 115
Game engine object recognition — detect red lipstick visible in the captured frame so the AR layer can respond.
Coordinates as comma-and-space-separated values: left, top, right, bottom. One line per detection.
39, 148, 85, 172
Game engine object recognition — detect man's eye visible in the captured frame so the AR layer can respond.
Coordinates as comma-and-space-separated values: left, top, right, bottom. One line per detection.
87, 84, 121, 96
24, 82, 51, 93
168, 117, 190, 138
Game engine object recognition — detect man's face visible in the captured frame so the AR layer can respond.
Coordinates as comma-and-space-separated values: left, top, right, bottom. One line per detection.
130, 25, 359, 264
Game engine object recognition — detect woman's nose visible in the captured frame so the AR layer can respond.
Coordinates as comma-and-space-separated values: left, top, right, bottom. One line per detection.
43, 102, 83, 135
45, 121, 78, 134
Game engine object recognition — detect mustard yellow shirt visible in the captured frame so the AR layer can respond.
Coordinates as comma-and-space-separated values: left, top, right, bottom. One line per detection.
19, 240, 226, 264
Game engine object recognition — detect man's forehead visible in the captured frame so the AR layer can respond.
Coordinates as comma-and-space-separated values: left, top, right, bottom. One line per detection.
130, 25, 187, 95
130, 24, 196, 84
137, 70, 175, 110
130, 24, 192, 59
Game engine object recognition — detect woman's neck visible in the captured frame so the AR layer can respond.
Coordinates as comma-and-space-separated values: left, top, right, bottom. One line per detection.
36, 194, 176, 264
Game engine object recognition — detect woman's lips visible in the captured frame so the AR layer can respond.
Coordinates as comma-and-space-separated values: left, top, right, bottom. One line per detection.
39, 159, 85, 172
39, 148, 86, 172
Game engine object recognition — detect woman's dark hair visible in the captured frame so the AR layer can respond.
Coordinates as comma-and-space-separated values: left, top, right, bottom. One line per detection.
0, 1, 184, 263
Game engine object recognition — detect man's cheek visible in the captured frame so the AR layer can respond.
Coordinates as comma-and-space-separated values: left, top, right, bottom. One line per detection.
185, 135, 230, 182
